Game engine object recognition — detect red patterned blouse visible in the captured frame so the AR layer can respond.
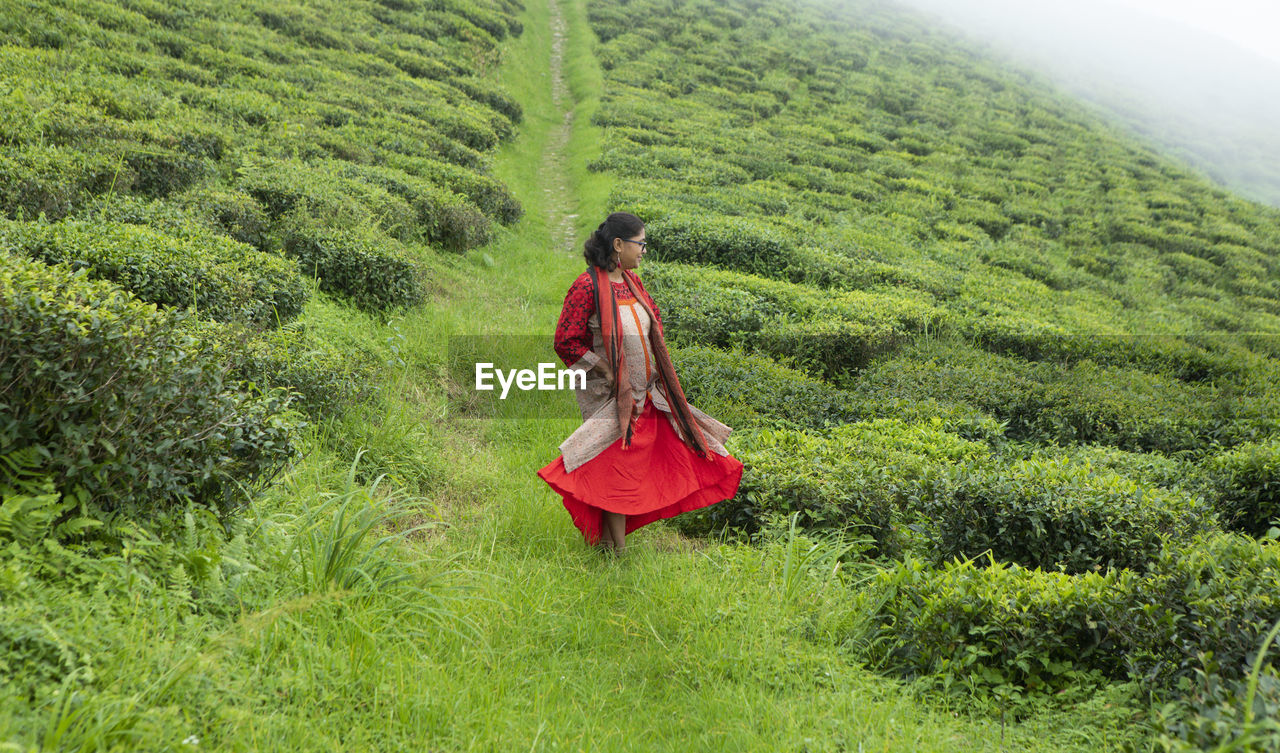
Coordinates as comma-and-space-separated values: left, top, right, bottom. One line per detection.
553, 271, 663, 369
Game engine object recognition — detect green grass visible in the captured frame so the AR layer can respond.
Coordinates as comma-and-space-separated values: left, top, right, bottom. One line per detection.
562, 0, 615, 240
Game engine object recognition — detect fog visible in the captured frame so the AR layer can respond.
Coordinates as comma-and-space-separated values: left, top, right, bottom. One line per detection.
882, 0, 1280, 207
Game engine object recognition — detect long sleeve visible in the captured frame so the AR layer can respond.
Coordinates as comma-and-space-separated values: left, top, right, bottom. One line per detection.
553, 274, 602, 370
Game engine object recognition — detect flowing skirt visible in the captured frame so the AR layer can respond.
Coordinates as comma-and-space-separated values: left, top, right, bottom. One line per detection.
537, 396, 744, 545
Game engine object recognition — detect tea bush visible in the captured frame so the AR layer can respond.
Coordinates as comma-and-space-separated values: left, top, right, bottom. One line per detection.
647, 210, 795, 277
683, 419, 989, 550
0, 145, 122, 222
869, 533, 1280, 694
1006, 441, 1201, 495
684, 427, 897, 551
0, 218, 307, 327
910, 456, 1217, 574
338, 158, 508, 250
197, 320, 377, 419
851, 338, 1233, 456
640, 264, 783, 348
235, 158, 418, 240
644, 261, 938, 379
0, 253, 299, 513
670, 344, 863, 430
1199, 437, 1280, 537
757, 314, 904, 382
1127, 533, 1280, 687
280, 213, 424, 311
870, 555, 1138, 689
178, 187, 274, 251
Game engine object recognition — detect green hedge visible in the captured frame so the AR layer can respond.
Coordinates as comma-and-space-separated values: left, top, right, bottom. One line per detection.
178, 187, 274, 251
643, 262, 937, 381
1008, 441, 1201, 495
0, 144, 121, 222
911, 455, 1216, 574
70, 189, 274, 253
1129, 533, 1280, 687
336, 159, 505, 251
851, 337, 1233, 456
870, 533, 1280, 694
0, 253, 299, 513
236, 158, 418, 240
678, 419, 989, 550
871, 555, 1137, 690
197, 320, 377, 419
280, 213, 424, 311
647, 210, 794, 277
1201, 436, 1280, 537
0, 218, 308, 326
670, 344, 862, 430
637, 203, 935, 293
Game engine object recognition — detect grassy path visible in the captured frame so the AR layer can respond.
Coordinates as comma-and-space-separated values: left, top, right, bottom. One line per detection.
348, 0, 1150, 749
543, 0, 579, 257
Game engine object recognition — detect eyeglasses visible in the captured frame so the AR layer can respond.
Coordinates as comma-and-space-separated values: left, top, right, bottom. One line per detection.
622, 239, 648, 251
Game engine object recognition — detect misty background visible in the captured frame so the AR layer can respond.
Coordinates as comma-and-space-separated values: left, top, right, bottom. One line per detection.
882, 0, 1280, 208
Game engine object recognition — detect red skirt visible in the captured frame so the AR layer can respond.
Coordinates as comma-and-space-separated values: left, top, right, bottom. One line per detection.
537, 396, 744, 545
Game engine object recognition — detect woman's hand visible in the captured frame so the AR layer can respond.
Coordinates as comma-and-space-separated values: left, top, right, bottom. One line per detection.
591, 359, 614, 390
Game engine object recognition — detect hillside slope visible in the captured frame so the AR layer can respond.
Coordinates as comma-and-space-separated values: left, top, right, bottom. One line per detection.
2, 0, 1279, 750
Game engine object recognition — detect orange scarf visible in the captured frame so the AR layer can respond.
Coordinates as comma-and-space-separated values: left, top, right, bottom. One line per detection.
589, 265, 710, 456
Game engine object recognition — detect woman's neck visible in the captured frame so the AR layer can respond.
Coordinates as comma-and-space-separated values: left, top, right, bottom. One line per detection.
606, 269, 625, 282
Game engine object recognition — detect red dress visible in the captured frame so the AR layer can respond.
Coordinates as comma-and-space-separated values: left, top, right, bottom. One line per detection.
537, 275, 744, 545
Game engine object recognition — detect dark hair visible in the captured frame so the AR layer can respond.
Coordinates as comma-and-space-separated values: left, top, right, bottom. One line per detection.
583, 211, 645, 271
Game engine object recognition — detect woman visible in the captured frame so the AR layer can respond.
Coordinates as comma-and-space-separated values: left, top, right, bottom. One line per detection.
537, 211, 744, 554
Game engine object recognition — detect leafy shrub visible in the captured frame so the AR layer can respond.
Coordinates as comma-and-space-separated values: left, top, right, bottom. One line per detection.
647, 210, 794, 277
451, 76, 523, 125
644, 262, 935, 380
0, 253, 300, 513
1127, 533, 1280, 687
869, 533, 1280, 696
1201, 437, 1280, 537
852, 337, 1231, 457
1149, 668, 1280, 752
1009, 441, 1201, 495
910, 456, 1216, 574
680, 419, 989, 550
687, 427, 899, 551
757, 314, 904, 382
0, 218, 307, 327
121, 145, 211, 198
337, 159, 505, 250
235, 158, 417, 240
73, 187, 274, 257
670, 344, 862, 430
177, 186, 273, 251
197, 320, 377, 419
280, 212, 424, 311
380, 155, 522, 226
1026, 360, 1224, 455
0, 144, 122, 221
642, 269, 782, 348
870, 555, 1138, 690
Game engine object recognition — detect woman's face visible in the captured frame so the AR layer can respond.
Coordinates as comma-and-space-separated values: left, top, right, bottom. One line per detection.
612, 228, 647, 270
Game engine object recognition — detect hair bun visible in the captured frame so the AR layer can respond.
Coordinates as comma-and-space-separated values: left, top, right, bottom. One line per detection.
582, 211, 645, 272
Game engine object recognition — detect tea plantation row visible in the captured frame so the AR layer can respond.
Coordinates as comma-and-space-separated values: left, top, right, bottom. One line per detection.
1, 0, 526, 518
582, 0, 1280, 743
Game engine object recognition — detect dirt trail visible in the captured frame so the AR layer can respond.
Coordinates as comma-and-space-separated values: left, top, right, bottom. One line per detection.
543, 0, 578, 256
